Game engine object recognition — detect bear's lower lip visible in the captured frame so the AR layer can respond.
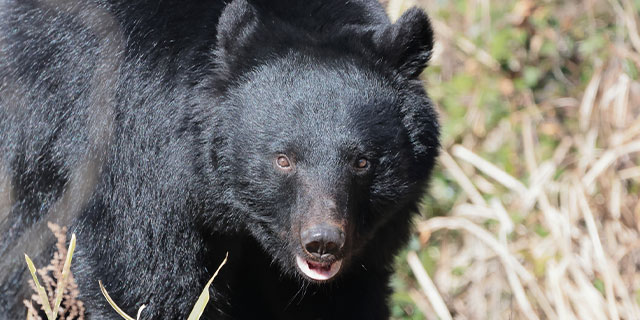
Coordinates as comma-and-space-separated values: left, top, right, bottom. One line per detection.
295, 255, 342, 281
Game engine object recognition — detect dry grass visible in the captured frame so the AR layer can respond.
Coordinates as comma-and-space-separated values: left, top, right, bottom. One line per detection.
24, 224, 227, 320
24, 223, 84, 320
388, 0, 640, 319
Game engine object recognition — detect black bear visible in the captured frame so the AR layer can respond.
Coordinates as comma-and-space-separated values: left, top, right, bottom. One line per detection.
0, 0, 439, 318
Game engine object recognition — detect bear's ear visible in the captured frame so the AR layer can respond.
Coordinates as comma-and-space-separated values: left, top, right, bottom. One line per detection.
374, 8, 434, 78
214, 0, 260, 77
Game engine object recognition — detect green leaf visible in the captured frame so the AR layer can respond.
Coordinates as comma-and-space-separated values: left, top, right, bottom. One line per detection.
523, 67, 542, 88
578, 34, 605, 56
534, 224, 550, 238
593, 278, 605, 295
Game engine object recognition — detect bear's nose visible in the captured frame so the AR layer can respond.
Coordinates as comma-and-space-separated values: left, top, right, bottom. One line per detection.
301, 224, 345, 259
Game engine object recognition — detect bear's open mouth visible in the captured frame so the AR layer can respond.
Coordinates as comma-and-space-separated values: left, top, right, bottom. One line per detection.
295, 255, 342, 281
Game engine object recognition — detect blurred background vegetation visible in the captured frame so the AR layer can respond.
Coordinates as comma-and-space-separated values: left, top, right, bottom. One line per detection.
383, 0, 640, 319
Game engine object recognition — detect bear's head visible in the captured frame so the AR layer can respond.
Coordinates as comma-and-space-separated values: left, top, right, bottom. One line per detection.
198, 0, 439, 283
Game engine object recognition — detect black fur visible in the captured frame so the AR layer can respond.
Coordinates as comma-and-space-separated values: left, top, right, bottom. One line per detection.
0, 0, 439, 319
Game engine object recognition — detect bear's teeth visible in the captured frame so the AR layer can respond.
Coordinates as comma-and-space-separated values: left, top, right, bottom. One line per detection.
295, 255, 342, 281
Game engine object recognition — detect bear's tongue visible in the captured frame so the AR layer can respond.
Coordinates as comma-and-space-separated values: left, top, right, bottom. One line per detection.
295, 255, 342, 281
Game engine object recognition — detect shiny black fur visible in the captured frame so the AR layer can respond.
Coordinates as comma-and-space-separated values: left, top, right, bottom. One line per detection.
0, 0, 439, 318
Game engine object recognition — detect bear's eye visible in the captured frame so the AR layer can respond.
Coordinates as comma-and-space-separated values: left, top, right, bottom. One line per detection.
276, 155, 292, 170
355, 157, 369, 169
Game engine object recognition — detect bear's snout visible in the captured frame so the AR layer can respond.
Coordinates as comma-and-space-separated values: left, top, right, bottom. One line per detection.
300, 224, 345, 259
295, 223, 346, 281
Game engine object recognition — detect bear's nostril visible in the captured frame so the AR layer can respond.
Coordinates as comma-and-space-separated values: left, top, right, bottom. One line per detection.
305, 241, 322, 256
301, 224, 345, 258
324, 242, 337, 254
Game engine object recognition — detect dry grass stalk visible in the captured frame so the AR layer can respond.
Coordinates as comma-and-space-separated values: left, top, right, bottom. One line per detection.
407, 289, 437, 320
451, 145, 528, 195
406, 251, 452, 320
24, 223, 84, 320
438, 150, 486, 207
98, 253, 228, 320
